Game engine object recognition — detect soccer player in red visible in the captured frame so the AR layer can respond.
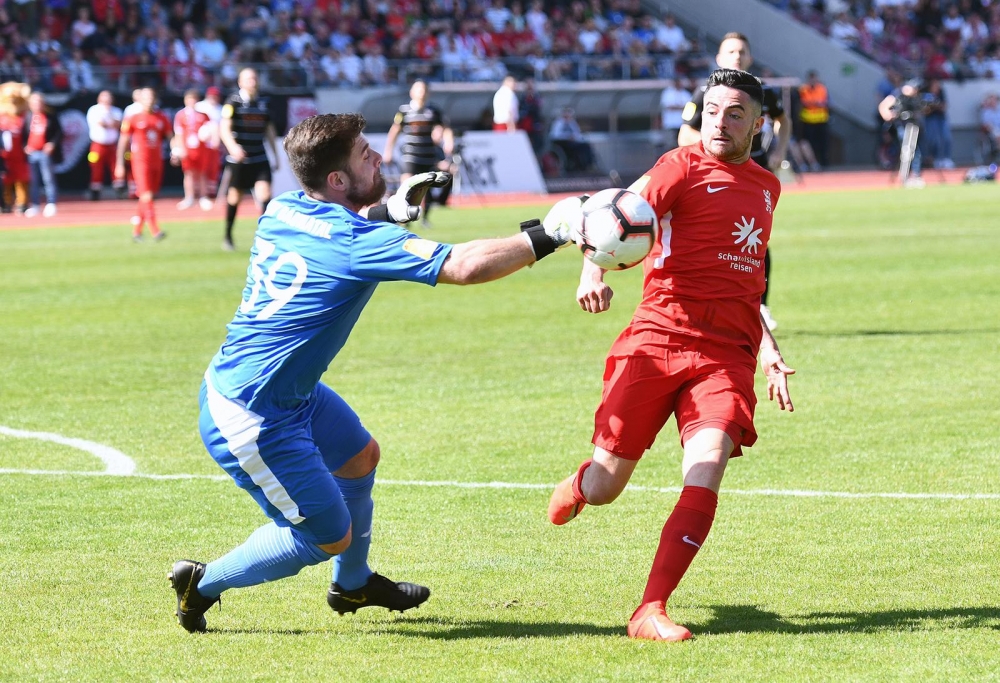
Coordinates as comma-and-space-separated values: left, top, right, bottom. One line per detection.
116, 87, 170, 242
171, 89, 212, 211
546, 69, 795, 642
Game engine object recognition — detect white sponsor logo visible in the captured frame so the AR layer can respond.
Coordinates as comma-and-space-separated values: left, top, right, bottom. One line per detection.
764, 189, 773, 214
732, 216, 763, 254
682, 535, 701, 548
706, 184, 728, 194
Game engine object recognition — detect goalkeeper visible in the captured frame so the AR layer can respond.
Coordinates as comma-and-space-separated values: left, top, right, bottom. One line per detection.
170, 113, 577, 633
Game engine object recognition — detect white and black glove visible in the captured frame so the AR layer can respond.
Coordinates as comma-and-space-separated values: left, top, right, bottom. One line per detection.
385, 171, 452, 223
521, 195, 587, 260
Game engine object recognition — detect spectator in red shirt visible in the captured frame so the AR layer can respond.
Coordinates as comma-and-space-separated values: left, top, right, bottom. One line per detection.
23, 92, 62, 218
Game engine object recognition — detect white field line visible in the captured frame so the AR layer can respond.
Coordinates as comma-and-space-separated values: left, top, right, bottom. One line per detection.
3, 425, 998, 501
0, 426, 136, 475
0, 468, 998, 501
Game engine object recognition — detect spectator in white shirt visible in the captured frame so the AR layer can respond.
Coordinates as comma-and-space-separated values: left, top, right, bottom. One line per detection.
70, 6, 97, 49
549, 107, 594, 171
339, 44, 364, 86
485, 0, 513, 32
362, 44, 389, 85
196, 27, 228, 68
285, 19, 315, 59
655, 14, 688, 54
862, 7, 885, 38
67, 49, 96, 92
85, 90, 123, 200
658, 78, 691, 149
492, 75, 519, 131
829, 12, 861, 50
578, 18, 604, 54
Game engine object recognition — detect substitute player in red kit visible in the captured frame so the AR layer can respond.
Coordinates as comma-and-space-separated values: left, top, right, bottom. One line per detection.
546, 69, 795, 641
172, 89, 212, 211
116, 87, 170, 241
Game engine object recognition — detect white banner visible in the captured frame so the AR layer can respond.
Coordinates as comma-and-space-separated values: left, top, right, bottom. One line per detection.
271, 129, 546, 198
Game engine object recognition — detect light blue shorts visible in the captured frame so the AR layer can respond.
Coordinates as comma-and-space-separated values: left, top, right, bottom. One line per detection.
199, 378, 372, 545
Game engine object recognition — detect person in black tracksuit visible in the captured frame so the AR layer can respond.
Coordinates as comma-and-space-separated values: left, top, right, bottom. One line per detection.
677, 32, 789, 331
383, 80, 454, 227
219, 68, 279, 251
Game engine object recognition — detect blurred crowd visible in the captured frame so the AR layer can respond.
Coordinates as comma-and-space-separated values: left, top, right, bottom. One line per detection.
0, 0, 715, 94
770, 0, 1000, 81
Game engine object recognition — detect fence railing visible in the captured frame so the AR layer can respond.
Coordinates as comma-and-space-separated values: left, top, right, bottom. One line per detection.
11, 52, 711, 96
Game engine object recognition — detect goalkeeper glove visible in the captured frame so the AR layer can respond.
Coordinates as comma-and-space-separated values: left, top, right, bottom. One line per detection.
520, 195, 588, 260
385, 171, 452, 223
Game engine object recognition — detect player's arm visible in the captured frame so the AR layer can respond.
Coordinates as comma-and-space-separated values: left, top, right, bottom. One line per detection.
759, 320, 795, 411
769, 112, 791, 170
576, 257, 612, 313
438, 199, 581, 285
878, 94, 898, 122
677, 123, 700, 146
114, 125, 130, 179
265, 121, 279, 170
383, 118, 402, 164
440, 125, 454, 157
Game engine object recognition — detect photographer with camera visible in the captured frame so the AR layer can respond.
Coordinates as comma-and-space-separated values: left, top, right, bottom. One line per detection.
879, 79, 927, 188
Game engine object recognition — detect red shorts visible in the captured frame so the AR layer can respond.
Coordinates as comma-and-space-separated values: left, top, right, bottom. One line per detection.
592, 328, 758, 460
180, 147, 206, 174
132, 159, 163, 195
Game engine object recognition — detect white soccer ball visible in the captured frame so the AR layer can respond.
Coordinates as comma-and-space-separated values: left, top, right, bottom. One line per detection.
577, 188, 659, 270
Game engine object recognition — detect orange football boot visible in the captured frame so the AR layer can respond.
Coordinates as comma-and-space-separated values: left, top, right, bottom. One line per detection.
627, 601, 693, 641
547, 473, 585, 525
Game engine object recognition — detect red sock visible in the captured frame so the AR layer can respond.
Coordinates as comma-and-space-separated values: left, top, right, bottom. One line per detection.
640, 486, 718, 606
133, 199, 146, 235
572, 459, 593, 504
145, 200, 160, 235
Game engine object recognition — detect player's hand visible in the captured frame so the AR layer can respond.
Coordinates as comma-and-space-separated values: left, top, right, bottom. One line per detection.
542, 195, 586, 250
386, 171, 451, 223
577, 259, 612, 313
114, 165, 125, 180
230, 146, 246, 162
760, 346, 795, 412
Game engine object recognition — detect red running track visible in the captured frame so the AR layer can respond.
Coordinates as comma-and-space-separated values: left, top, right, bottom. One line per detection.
0, 168, 970, 232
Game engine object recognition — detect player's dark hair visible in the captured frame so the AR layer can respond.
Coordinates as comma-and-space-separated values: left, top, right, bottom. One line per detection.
706, 68, 764, 113
720, 32, 750, 50
283, 113, 367, 192
184, 88, 200, 100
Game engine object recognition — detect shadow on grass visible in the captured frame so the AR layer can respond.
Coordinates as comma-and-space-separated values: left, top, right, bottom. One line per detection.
694, 604, 1000, 635
784, 328, 1000, 339
205, 606, 1000, 639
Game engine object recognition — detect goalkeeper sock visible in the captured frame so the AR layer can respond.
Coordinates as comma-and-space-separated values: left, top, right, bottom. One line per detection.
197, 522, 332, 598
332, 468, 376, 590
639, 486, 717, 606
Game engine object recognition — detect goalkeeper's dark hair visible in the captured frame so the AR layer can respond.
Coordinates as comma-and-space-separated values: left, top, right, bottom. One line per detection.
283, 113, 367, 192
706, 68, 764, 115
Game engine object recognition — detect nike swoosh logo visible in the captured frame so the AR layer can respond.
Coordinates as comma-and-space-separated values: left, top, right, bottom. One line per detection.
682, 535, 701, 548
338, 594, 368, 604
706, 185, 728, 193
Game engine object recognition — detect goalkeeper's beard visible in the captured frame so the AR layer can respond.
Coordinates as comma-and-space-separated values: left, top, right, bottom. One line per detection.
346, 170, 387, 209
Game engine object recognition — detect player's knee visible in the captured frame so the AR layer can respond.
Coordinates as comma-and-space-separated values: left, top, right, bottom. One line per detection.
335, 438, 380, 478
317, 526, 352, 556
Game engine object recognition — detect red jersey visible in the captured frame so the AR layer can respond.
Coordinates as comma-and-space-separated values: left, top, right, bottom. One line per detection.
629, 144, 781, 353
25, 112, 48, 152
122, 110, 170, 162
173, 107, 210, 150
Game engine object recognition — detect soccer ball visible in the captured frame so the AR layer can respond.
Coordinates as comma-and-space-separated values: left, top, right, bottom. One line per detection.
578, 188, 659, 270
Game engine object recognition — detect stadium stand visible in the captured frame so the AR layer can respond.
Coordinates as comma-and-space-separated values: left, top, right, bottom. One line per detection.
0, 0, 715, 93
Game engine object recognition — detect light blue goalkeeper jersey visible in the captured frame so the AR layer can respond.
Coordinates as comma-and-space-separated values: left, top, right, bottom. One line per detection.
207, 190, 453, 414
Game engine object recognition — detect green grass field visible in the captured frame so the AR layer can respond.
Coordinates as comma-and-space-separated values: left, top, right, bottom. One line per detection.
2, 184, 999, 681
